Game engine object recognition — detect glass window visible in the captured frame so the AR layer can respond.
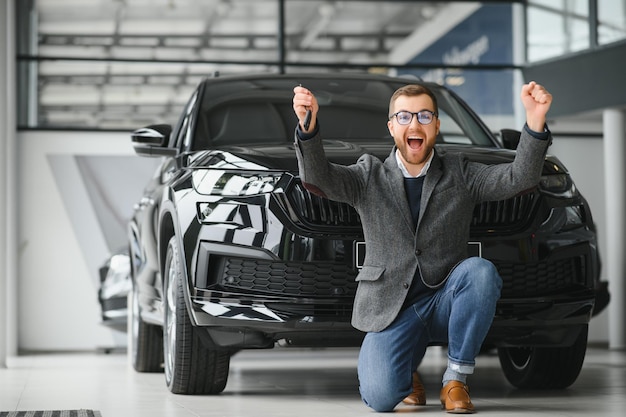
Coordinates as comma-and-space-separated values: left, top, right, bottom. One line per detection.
598, 0, 626, 45
527, 0, 590, 62
17, 1, 518, 131
195, 75, 496, 149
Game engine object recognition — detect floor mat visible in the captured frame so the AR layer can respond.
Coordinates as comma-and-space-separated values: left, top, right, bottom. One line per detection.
0, 411, 101, 417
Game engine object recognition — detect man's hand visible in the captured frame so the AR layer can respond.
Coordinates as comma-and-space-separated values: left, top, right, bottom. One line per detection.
293, 85, 319, 133
521, 81, 553, 132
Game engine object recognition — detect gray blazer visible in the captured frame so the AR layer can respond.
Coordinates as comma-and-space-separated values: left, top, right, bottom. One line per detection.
294, 128, 550, 333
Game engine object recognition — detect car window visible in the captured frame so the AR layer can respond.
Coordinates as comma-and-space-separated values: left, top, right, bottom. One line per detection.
192, 76, 496, 150
172, 89, 199, 152
438, 110, 474, 145
434, 87, 495, 146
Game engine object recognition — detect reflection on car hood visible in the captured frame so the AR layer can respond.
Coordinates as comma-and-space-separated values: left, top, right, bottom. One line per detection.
212, 139, 394, 172
207, 139, 564, 175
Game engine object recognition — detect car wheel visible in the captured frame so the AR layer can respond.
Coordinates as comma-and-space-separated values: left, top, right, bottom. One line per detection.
130, 283, 163, 372
163, 236, 231, 395
497, 325, 588, 389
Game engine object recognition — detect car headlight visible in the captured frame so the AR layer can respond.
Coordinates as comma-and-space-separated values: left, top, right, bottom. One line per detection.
192, 169, 284, 196
539, 173, 578, 198
194, 170, 286, 225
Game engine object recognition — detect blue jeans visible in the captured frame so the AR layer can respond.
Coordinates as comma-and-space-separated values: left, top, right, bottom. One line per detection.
357, 257, 502, 412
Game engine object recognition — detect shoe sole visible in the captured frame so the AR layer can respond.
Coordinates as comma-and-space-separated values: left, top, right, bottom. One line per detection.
441, 406, 475, 414
402, 400, 426, 406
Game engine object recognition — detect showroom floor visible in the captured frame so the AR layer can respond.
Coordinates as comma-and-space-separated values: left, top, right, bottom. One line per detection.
1, 345, 625, 417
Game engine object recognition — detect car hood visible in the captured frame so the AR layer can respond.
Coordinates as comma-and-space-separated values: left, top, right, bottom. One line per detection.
206, 140, 393, 172
203, 139, 565, 176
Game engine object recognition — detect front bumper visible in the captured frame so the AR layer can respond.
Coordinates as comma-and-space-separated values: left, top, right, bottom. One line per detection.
487, 289, 595, 348
187, 216, 602, 350
188, 289, 596, 350
188, 281, 597, 351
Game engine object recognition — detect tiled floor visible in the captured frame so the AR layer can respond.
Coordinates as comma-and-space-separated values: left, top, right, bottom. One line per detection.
1, 345, 625, 416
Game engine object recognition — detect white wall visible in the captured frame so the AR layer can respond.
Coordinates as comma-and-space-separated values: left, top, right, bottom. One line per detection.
17, 130, 145, 351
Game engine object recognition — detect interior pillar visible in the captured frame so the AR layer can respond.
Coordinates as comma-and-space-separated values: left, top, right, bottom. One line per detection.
603, 107, 626, 349
1, 0, 18, 367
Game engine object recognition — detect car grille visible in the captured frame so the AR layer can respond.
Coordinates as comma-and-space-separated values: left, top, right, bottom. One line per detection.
496, 256, 585, 298
285, 179, 537, 233
220, 258, 358, 298
217, 255, 584, 302
285, 181, 361, 229
471, 192, 537, 231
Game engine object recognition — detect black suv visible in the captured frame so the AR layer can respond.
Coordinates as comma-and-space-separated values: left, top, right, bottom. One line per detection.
128, 72, 609, 395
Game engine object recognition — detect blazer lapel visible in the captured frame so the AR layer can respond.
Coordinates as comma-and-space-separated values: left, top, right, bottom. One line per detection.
384, 148, 415, 232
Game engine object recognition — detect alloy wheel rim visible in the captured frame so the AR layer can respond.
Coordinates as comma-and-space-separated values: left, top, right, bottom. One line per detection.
164, 251, 178, 383
131, 287, 140, 366
508, 347, 533, 370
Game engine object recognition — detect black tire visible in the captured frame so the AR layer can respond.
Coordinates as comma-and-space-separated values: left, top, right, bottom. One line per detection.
497, 325, 588, 389
129, 238, 163, 373
130, 286, 164, 372
163, 236, 231, 395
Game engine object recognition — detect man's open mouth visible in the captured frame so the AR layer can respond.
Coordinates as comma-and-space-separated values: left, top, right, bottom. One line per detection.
408, 137, 424, 150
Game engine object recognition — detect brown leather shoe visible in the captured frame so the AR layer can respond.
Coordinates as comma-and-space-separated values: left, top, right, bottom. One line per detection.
439, 381, 475, 414
402, 371, 426, 406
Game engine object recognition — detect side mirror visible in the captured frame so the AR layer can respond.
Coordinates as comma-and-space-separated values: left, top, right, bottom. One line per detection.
131, 124, 177, 157
500, 129, 521, 150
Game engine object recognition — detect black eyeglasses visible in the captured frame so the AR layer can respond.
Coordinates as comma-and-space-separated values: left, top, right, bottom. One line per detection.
390, 110, 437, 126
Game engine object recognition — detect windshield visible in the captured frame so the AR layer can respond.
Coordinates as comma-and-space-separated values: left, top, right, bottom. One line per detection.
193, 75, 496, 150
